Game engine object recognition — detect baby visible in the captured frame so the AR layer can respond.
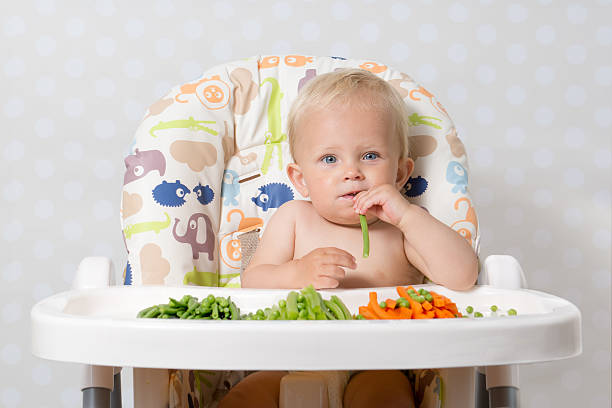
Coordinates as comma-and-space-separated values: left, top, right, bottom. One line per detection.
220, 69, 478, 408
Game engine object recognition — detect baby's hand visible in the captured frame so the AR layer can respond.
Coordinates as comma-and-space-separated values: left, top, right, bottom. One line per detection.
353, 184, 411, 227
296, 247, 356, 289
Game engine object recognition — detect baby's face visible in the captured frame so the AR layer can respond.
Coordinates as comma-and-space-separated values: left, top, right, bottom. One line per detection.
289, 103, 406, 225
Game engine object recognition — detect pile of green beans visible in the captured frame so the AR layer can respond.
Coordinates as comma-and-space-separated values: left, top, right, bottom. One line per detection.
242, 285, 353, 320
137, 294, 240, 320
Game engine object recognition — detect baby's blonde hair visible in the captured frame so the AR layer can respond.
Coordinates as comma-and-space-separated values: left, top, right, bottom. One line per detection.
287, 68, 411, 161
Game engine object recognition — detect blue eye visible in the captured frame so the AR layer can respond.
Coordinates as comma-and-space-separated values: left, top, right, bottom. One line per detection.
322, 155, 337, 164
363, 152, 378, 160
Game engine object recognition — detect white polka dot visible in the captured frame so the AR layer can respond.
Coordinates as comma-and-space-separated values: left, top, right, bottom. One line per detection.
94, 119, 115, 141
473, 187, 494, 208
593, 189, 610, 209
533, 148, 554, 168
63, 220, 83, 241
504, 167, 524, 186
505, 127, 525, 148
390, 2, 411, 21
155, 38, 174, 58
476, 24, 496, 45
448, 3, 469, 22
532, 229, 552, 248
330, 42, 351, 58
595, 66, 612, 86
564, 167, 584, 188
475, 105, 495, 125
35, 199, 55, 219
594, 106, 612, 127
3, 219, 23, 242
243, 20, 262, 40
506, 43, 527, 64
2, 261, 22, 283
94, 159, 115, 180
507, 3, 528, 23
96, 36, 115, 57
2, 302, 22, 323
1, 387, 21, 408
34, 159, 55, 179
2, 180, 23, 202
64, 97, 84, 117
594, 149, 611, 169
567, 4, 588, 24
181, 60, 203, 81
447, 83, 468, 104
597, 25, 612, 46
566, 44, 587, 64
505, 207, 524, 226
360, 23, 380, 43
301, 21, 320, 41
331, 1, 351, 20
473, 146, 494, 167
4, 56, 25, 77
124, 59, 144, 79
182, 19, 203, 39
535, 65, 555, 85
32, 362, 53, 386
64, 57, 85, 77
4, 16, 26, 37
124, 100, 146, 121
64, 181, 84, 201
32, 282, 53, 302
3, 97, 24, 117
448, 43, 467, 63
563, 207, 583, 227
563, 248, 582, 268
3, 139, 24, 161
31, 119, 52, 142
535, 25, 556, 45
36, 35, 56, 56
593, 228, 611, 250
96, 0, 116, 16
506, 85, 526, 105
36, 76, 56, 96
533, 189, 553, 208
61, 387, 81, 407
565, 85, 586, 106
125, 18, 144, 38
389, 42, 411, 62
34, 240, 54, 259
564, 127, 585, 148
1, 344, 21, 365
417, 64, 438, 84
211, 39, 233, 61
534, 106, 554, 126
418, 24, 438, 43
93, 200, 114, 221
95, 77, 116, 98
65, 17, 85, 37
476, 65, 496, 84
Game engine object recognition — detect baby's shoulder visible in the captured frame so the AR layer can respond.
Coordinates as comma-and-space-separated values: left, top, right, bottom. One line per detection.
272, 199, 313, 220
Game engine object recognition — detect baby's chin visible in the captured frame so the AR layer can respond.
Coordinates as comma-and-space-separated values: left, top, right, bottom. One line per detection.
318, 209, 377, 227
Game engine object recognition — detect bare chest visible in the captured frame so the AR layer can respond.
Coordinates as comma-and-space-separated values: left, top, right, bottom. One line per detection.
294, 215, 424, 288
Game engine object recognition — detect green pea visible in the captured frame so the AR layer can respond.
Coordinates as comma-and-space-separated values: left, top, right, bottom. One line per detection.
379, 301, 387, 309
466, 306, 474, 314
508, 308, 517, 316
474, 312, 483, 318
278, 299, 286, 308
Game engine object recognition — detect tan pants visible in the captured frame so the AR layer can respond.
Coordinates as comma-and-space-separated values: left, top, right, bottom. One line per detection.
218, 370, 415, 408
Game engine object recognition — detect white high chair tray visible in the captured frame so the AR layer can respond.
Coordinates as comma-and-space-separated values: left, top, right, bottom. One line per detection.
31, 285, 581, 370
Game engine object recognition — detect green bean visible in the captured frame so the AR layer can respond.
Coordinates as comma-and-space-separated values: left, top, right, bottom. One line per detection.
331, 295, 352, 320
324, 299, 344, 320
286, 291, 299, 320
143, 306, 161, 319
211, 303, 219, 319
137, 306, 156, 318
359, 214, 369, 258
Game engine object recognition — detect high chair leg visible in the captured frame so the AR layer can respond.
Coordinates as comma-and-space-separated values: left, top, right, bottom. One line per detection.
111, 368, 122, 408
436, 367, 475, 408
485, 365, 519, 408
81, 365, 114, 408
133, 368, 169, 408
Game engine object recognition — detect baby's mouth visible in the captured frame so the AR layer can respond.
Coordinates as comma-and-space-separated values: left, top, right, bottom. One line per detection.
340, 191, 360, 200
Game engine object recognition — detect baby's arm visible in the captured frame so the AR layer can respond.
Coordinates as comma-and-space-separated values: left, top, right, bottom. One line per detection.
241, 201, 356, 289
353, 185, 478, 290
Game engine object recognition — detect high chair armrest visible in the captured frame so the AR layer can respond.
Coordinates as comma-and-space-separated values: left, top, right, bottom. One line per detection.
72, 256, 115, 290
480, 255, 527, 289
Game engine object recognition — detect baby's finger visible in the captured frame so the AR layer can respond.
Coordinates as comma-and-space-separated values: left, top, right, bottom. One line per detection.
320, 265, 347, 280
313, 276, 340, 289
321, 248, 357, 269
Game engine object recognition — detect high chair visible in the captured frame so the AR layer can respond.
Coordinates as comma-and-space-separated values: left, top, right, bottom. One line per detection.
30, 55, 582, 408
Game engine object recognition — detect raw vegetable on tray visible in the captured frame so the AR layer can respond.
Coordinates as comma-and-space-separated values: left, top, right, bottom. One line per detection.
136, 294, 241, 320
356, 286, 462, 320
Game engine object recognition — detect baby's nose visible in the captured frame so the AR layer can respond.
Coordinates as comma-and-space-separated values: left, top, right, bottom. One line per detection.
344, 167, 364, 181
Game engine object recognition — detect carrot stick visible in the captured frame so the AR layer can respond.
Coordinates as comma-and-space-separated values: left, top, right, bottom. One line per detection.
369, 292, 394, 319
406, 296, 423, 315
397, 286, 411, 300
398, 307, 412, 319
359, 306, 378, 320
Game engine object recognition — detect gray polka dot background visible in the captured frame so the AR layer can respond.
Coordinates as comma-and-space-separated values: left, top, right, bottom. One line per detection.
2, 0, 610, 406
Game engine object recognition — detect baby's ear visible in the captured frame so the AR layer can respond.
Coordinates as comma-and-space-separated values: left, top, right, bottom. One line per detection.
395, 157, 414, 189
287, 163, 309, 197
